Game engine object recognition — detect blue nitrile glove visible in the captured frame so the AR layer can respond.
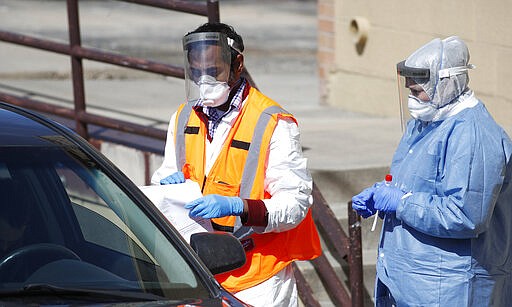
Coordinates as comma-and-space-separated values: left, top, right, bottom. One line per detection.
185, 194, 244, 219
160, 171, 185, 185
373, 181, 385, 189
351, 187, 377, 218
373, 185, 405, 213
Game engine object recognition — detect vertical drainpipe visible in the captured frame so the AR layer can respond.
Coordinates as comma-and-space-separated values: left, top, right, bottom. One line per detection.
67, 0, 89, 139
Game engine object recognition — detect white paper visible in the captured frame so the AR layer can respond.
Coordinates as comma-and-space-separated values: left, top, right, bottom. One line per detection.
139, 180, 213, 243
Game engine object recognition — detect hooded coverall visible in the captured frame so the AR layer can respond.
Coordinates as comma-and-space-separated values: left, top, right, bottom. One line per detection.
376, 94, 512, 306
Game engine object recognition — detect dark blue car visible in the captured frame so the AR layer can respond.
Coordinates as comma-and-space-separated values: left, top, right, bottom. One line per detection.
0, 101, 247, 306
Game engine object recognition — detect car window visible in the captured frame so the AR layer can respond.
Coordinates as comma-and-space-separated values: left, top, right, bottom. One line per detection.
0, 139, 210, 301
56, 166, 155, 264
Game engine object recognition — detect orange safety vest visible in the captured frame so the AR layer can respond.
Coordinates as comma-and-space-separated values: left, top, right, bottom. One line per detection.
174, 87, 322, 292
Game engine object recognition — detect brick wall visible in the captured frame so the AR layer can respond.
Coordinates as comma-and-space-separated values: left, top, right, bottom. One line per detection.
317, 0, 335, 105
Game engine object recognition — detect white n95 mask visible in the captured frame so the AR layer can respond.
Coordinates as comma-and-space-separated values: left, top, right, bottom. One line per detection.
197, 75, 230, 107
408, 95, 437, 122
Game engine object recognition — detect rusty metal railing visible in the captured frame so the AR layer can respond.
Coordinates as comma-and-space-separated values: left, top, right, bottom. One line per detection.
0, 0, 218, 139
310, 185, 364, 306
0, 1, 366, 306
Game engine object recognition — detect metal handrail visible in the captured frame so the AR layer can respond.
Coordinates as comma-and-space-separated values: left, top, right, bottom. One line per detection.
0, 1, 366, 305
311, 183, 364, 306
0, 92, 167, 140
0, 31, 185, 78
120, 0, 220, 21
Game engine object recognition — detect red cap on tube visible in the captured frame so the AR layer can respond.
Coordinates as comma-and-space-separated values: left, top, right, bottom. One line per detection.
385, 174, 393, 182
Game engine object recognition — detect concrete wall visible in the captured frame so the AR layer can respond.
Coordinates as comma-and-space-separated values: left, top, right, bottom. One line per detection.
318, 0, 512, 130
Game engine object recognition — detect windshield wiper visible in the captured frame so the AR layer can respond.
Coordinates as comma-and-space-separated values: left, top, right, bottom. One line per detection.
0, 283, 166, 302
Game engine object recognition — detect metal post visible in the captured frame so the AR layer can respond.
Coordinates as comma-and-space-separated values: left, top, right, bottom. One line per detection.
144, 152, 151, 185
292, 263, 321, 307
66, 0, 88, 139
206, 0, 220, 23
348, 202, 364, 307
311, 255, 351, 306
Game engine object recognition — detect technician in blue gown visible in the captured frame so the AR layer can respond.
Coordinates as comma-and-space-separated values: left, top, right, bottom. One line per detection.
352, 36, 512, 306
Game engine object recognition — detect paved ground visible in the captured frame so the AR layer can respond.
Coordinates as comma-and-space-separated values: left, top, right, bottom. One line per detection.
0, 1, 473, 305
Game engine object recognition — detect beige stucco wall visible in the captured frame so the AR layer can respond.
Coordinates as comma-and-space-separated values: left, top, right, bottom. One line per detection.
320, 0, 512, 131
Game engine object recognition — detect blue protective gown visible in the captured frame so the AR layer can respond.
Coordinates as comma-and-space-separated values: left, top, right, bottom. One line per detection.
375, 102, 512, 306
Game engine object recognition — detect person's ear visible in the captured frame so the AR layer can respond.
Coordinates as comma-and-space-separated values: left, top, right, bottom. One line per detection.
228, 54, 244, 87
233, 54, 244, 75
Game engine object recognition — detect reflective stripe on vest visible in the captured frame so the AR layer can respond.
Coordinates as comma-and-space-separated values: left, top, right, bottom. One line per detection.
240, 105, 285, 198
175, 102, 193, 170
232, 105, 287, 240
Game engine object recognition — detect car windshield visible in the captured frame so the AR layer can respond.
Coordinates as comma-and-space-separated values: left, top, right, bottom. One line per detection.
0, 137, 210, 303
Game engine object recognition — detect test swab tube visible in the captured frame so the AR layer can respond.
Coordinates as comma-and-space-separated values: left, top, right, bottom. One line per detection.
371, 174, 392, 232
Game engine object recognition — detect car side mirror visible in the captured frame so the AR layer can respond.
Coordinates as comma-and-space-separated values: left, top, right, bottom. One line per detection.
190, 232, 246, 275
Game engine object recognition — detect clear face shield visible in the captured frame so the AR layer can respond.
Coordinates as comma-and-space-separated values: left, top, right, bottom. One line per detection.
396, 60, 430, 130
183, 32, 233, 106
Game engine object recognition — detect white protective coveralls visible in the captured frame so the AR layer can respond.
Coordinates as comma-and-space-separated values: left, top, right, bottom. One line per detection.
152, 82, 313, 307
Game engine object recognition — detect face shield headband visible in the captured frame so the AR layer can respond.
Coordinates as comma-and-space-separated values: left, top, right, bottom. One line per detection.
438, 64, 475, 79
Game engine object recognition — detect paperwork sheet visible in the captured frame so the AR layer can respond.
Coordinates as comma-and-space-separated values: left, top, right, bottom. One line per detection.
139, 180, 213, 243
